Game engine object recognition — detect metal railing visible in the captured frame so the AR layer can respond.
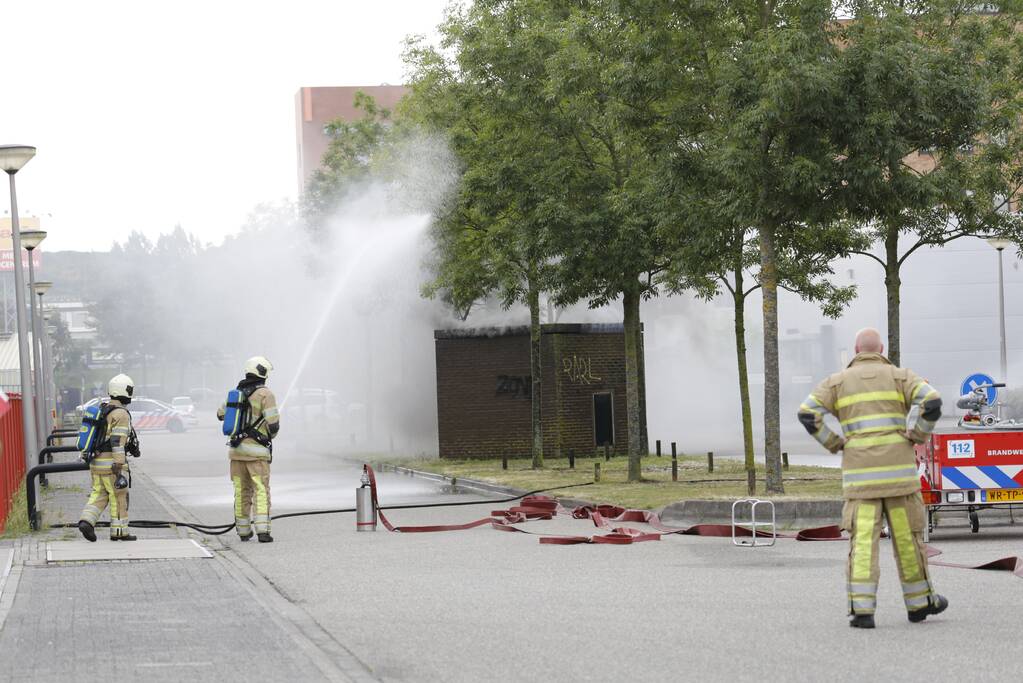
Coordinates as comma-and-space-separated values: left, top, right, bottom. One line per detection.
27, 460, 88, 531
46, 429, 77, 447
0, 396, 26, 534
37, 445, 81, 488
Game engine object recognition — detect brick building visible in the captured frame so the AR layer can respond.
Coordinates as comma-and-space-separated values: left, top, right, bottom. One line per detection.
435, 324, 647, 459
294, 85, 408, 190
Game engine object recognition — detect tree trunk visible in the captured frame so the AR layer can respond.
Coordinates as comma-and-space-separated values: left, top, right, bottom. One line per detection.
883, 227, 901, 367
759, 226, 784, 494
623, 280, 643, 483
638, 319, 649, 455
733, 267, 756, 496
529, 284, 544, 469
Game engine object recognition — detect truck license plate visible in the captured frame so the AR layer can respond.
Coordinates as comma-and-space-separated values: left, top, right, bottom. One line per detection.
984, 490, 1023, 503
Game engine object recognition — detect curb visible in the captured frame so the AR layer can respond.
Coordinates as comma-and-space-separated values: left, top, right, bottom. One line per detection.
659, 499, 843, 526
376, 463, 844, 524
0, 543, 21, 631
380, 464, 534, 497
378, 463, 598, 508
133, 467, 378, 683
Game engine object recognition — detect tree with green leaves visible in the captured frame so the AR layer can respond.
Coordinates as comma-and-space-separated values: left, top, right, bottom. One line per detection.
418, 0, 707, 481
513, 0, 725, 482
403, 3, 578, 469
667, 215, 860, 494
707, 0, 849, 493
834, 1, 1023, 367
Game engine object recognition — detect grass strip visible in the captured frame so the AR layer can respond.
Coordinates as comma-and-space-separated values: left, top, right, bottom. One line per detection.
1, 483, 31, 538
380, 454, 842, 510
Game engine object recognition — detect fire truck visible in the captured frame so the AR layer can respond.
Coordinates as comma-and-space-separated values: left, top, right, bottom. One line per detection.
916, 382, 1023, 540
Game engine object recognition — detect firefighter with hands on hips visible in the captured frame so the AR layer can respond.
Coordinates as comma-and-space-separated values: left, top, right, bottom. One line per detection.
79, 374, 140, 542
797, 327, 948, 629
218, 356, 280, 543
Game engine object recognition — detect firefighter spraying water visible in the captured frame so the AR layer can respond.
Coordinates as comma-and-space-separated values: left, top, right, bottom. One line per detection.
218, 356, 280, 543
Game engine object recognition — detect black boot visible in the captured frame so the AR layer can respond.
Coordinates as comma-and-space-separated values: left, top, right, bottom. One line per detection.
111, 533, 138, 541
78, 521, 97, 543
909, 594, 948, 623
849, 614, 875, 629
257, 533, 274, 543
239, 533, 254, 542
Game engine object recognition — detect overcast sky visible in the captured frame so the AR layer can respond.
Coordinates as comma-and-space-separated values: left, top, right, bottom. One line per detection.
1, 0, 449, 252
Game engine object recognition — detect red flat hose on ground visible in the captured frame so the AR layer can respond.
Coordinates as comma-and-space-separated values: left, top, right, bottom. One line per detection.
364, 465, 1023, 578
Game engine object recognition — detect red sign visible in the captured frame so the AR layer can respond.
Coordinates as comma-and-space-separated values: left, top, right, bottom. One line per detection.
0, 217, 44, 272
0, 250, 42, 272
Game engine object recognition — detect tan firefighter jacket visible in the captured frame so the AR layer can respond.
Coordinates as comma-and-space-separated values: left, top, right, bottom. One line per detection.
91, 398, 133, 474
217, 385, 280, 462
797, 352, 941, 500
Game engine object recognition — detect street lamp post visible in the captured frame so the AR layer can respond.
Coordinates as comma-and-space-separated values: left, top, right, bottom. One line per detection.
987, 237, 1012, 384
1, 144, 39, 475
46, 321, 58, 423
34, 281, 53, 434
43, 313, 56, 425
22, 230, 47, 442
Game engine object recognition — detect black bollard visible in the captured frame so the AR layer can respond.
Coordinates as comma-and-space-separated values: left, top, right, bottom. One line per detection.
782, 451, 789, 470
502, 455, 508, 470
594, 462, 601, 482
604, 443, 610, 461
671, 442, 678, 482
568, 448, 575, 469
656, 440, 661, 457
707, 451, 714, 473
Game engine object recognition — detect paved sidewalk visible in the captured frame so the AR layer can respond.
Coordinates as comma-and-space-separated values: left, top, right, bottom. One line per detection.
0, 458, 373, 683
24, 432, 1023, 682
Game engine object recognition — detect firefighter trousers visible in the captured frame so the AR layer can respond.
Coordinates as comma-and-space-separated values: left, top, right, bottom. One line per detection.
231, 459, 271, 537
80, 470, 129, 538
843, 493, 934, 615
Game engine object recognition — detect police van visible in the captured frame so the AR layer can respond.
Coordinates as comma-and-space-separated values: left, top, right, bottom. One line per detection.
75, 397, 189, 433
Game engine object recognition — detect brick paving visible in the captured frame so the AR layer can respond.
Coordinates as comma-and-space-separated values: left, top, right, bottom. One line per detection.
0, 459, 363, 682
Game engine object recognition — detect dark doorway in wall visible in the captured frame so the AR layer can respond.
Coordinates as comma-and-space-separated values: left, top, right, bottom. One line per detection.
593, 392, 614, 446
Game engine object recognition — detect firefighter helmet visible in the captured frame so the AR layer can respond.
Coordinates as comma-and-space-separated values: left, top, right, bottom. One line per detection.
108, 374, 135, 400
244, 356, 273, 380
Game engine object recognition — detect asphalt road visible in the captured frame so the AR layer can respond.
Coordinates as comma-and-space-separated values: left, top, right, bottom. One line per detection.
138, 426, 1023, 682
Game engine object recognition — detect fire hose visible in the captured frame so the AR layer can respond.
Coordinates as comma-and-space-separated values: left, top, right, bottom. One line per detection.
360, 466, 1023, 578
48, 476, 599, 535
48, 464, 1023, 579
363, 463, 844, 541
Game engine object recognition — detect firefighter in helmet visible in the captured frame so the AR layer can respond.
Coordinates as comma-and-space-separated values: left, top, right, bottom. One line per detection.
218, 356, 280, 542
79, 374, 138, 542
797, 328, 948, 628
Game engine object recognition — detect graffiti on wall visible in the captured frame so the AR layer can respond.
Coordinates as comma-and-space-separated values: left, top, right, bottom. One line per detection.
562, 355, 602, 385
496, 375, 532, 398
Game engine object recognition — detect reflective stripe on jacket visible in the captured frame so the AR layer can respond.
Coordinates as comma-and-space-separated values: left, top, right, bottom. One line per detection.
92, 399, 132, 472
797, 353, 941, 499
